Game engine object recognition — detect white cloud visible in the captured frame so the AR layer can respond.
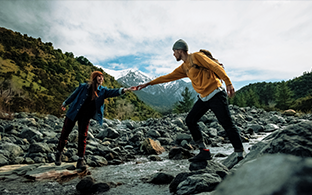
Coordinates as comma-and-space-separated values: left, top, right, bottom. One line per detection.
1, 0, 312, 89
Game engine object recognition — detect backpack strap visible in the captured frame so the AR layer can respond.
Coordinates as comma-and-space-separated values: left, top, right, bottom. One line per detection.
190, 52, 223, 82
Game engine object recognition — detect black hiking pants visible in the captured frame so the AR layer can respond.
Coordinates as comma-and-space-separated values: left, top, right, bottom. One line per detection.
185, 90, 244, 152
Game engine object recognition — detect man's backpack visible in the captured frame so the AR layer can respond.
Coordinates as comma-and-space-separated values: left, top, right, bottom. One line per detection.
189, 49, 224, 80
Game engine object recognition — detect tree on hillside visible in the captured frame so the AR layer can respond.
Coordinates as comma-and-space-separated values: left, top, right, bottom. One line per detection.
230, 92, 246, 107
275, 81, 294, 110
173, 87, 195, 114
245, 88, 260, 108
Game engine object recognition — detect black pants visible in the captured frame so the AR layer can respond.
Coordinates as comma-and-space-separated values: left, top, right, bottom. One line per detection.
185, 90, 244, 152
57, 116, 90, 157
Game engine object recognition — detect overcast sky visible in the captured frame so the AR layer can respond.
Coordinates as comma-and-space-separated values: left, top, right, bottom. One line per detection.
1, 0, 311, 90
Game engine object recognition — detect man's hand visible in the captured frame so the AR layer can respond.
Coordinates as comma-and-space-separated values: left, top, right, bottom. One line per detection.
123, 86, 139, 93
136, 83, 149, 90
226, 84, 235, 98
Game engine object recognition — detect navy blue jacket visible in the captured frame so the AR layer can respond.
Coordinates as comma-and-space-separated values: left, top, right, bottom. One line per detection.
62, 83, 123, 125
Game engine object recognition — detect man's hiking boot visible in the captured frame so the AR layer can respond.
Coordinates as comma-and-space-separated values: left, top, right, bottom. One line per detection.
55, 151, 62, 166
188, 148, 212, 162
76, 158, 88, 170
237, 156, 244, 163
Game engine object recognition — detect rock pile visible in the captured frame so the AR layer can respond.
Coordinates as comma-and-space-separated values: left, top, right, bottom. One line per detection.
0, 105, 312, 194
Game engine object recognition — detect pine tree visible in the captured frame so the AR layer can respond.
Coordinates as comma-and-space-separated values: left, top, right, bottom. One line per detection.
173, 87, 195, 114
245, 88, 260, 107
275, 81, 293, 110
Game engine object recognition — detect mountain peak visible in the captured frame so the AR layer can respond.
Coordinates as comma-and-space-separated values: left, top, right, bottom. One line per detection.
99, 66, 150, 80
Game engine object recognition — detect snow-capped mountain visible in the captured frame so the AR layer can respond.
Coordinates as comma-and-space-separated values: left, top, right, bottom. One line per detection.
100, 67, 197, 111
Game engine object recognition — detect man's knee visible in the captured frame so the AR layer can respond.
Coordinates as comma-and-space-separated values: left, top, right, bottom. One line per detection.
185, 115, 196, 127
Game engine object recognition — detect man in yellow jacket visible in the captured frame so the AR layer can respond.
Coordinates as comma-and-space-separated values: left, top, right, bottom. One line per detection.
137, 39, 244, 162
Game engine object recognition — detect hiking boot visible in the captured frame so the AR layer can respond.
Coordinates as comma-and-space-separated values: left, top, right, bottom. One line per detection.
55, 151, 62, 166
237, 156, 244, 163
76, 158, 88, 170
188, 148, 212, 162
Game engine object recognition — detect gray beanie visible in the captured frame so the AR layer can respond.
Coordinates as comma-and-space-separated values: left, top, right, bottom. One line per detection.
172, 39, 188, 51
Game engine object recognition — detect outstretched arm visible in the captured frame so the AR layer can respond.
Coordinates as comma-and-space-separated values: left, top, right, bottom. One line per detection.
136, 83, 150, 90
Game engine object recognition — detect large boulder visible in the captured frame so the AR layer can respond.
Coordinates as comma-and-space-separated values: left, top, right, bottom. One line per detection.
170, 160, 228, 194
224, 121, 312, 170
214, 154, 312, 195
0, 143, 23, 159
176, 173, 222, 195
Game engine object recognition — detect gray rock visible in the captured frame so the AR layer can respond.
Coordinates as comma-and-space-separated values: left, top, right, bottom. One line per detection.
175, 133, 192, 144
181, 140, 193, 150
198, 122, 209, 133
96, 127, 120, 139
172, 118, 185, 129
157, 137, 173, 145
176, 173, 222, 195
225, 121, 312, 171
147, 172, 174, 184
68, 130, 78, 143
0, 143, 23, 159
168, 147, 193, 160
28, 143, 51, 153
0, 154, 9, 166
76, 176, 95, 192
207, 128, 218, 137
19, 127, 43, 142
264, 123, 279, 132
214, 154, 312, 195
246, 124, 264, 134
270, 115, 287, 124
147, 129, 161, 138
89, 155, 108, 167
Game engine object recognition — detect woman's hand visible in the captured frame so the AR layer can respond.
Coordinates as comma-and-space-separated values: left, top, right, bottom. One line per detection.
136, 83, 149, 90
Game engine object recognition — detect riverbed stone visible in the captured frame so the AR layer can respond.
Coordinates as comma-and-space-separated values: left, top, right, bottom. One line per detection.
147, 172, 174, 184
169, 147, 193, 160
76, 176, 95, 192
28, 142, 51, 153
176, 173, 222, 195
141, 138, 165, 155
0, 143, 23, 159
214, 154, 312, 195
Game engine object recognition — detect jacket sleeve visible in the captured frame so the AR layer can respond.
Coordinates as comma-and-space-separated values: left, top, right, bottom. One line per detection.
104, 88, 123, 98
193, 52, 232, 86
63, 84, 84, 106
148, 65, 187, 85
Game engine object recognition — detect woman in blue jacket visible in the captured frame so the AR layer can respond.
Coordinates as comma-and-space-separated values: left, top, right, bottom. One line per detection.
55, 71, 136, 169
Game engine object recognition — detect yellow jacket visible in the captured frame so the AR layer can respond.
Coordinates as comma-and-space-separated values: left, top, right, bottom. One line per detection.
148, 52, 232, 98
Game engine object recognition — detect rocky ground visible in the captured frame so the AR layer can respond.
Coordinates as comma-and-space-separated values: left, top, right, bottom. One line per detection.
0, 105, 312, 195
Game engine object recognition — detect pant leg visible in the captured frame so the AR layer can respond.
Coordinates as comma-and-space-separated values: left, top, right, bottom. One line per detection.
57, 117, 76, 152
77, 118, 90, 157
185, 98, 210, 142
208, 91, 244, 152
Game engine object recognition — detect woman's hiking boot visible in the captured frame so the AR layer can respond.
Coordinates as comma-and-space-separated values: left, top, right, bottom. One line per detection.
55, 151, 62, 166
76, 157, 87, 170
188, 148, 212, 162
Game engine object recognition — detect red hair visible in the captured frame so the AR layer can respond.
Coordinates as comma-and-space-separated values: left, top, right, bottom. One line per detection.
89, 71, 103, 100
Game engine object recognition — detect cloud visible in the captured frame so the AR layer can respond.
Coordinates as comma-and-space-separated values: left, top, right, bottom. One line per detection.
1, 0, 312, 90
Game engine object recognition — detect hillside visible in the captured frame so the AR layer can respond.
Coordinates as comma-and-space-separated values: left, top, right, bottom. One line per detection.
230, 71, 312, 112
0, 27, 161, 120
